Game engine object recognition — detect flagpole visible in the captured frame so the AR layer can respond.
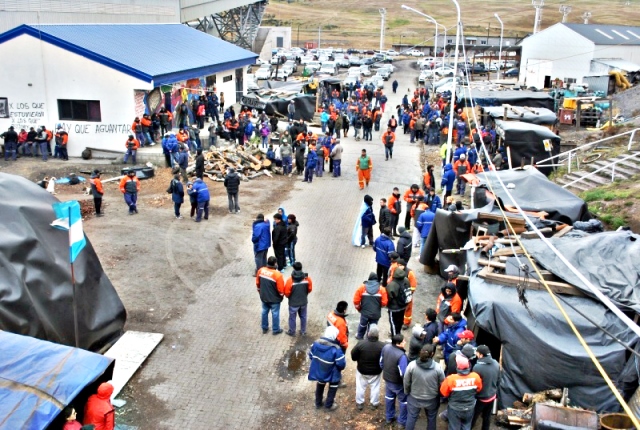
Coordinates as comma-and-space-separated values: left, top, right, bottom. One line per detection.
69, 205, 80, 348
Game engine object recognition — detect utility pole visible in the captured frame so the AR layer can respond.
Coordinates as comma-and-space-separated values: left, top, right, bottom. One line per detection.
318, 26, 321, 48
379, 8, 387, 52
559, 5, 572, 23
532, 0, 545, 33
582, 12, 592, 24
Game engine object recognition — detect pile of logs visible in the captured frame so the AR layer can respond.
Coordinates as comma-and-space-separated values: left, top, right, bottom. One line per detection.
191, 146, 274, 181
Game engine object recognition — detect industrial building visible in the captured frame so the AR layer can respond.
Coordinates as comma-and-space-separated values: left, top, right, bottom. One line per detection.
519, 23, 640, 89
0, 24, 256, 157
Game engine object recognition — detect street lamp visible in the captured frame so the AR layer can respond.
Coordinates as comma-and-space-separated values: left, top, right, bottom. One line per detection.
401, 5, 446, 59
379, 8, 387, 52
495, 13, 504, 80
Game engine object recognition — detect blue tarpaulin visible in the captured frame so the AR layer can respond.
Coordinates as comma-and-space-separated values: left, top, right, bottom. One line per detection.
0, 331, 114, 430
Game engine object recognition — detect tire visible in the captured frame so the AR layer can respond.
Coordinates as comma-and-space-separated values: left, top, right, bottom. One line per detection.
582, 153, 602, 164
81, 148, 92, 160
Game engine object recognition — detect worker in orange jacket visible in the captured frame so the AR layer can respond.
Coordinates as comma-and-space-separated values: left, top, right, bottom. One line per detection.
388, 187, 402, 236
356, 148, 373, 189
257, 256, 286, 334
327, 301, 349, 352
283, 261, 312, 336
440, 355, 483, 428
353, 272, 388, 339
119, 170, 140, 215
89, 169, 104, 217
54, 127, 69, 160
403, 185, 425, 230
453, 153, 471, 195
382, 128, 396, 161
123, 134, 139, 164
423, 164, 436, 192
389, 259, 418, 328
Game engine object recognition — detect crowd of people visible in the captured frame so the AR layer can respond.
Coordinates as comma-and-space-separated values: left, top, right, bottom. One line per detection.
1, 124, 69, 162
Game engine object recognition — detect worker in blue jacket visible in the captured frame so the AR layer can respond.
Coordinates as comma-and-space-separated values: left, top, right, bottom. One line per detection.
303, 144, 318, 183
252, 213, 271, 274
441, 163, 456, 200
453, 142, 467, 162
433, 313, 467, 364
308, 325, 346, 411
373, 227, 396, 286
416, 209, 435, 256
188, 177, 210, 222
360, 194, 377, 248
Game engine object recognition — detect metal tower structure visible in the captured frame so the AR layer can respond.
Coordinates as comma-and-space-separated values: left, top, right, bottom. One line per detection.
559, 5, 572, 23
532, 0, 545, 34
183, 0, 267, 50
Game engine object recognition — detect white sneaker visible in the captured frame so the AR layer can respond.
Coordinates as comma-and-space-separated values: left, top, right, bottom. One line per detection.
176, 215, 183, 219
361, 245, 366, 249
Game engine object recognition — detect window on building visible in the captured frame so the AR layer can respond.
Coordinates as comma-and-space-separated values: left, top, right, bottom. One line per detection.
481, 41, 487, 45
223, 75, 233, 83
276, 36, 284, 48
447, 39, 453, 44
566, 78, 577, 85
58, 99, 101, 122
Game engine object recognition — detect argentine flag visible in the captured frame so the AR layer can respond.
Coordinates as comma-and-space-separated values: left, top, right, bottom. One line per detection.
51, 201, 87, 263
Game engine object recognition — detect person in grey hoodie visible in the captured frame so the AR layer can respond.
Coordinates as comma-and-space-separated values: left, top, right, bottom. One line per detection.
404, 344, 445, 430
353, 273, 388, 340
280, 137, 293, 175
330, 139, 343, 177
396, 226, 413, 261
223, 167, 241, 214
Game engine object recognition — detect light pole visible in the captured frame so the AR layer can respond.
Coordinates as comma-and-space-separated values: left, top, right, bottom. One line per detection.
379, 8, 387, 52
495, 13, 504, 80
401, 5, 445, 60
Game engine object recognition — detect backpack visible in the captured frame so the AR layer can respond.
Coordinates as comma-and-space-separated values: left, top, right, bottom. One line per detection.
396, 278, 412, 305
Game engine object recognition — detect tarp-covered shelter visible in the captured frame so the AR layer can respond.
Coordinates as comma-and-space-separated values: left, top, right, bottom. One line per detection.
466, 232, 639, 412
481, 106, 558, 126
0, 330, 115, 429
0, 173, 126, 352
459, 89, 554, 110
494, 120, 561, 174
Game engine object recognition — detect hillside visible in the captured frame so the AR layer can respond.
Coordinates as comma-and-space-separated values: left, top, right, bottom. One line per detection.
264, 0, 640, 49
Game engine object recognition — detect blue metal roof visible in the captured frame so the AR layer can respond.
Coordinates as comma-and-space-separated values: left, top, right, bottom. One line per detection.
0, 24, 257, 85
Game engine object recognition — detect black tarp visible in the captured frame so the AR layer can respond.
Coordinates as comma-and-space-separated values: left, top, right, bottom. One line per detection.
475, 168, 590, 224
481, 106, 558, 126
522, 232, 640, 313
467, 250, 636, 413
459, 89, 554, 110
264, 94, 316, 121
0, 173, 126, 352
494, 120, 561, 174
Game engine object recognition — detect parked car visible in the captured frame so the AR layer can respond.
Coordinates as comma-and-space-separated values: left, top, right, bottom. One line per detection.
504, 68, 519, 77
407, 49, 425, 57
284, 60, 297, 73
364, 76, 384, 89
282, 64, 295, 76
300, 56, 314, 65
378, 64, 395, 75
272, 68, 291, 80
364, 49, 375, 55
337, 56, 350, 68
360, 57, 374, 66
306, 61, 321, 72
376, 68, 391, 80
319, 62, 337, 75
349, 55, 361, 66
348, 66, 362, 77
359, 65, 372, 76
434, 66, 456, 77
433, 76, 459, 89
255, 66, 272, 80
461, 64, 487, 75
385, 49, 400, 56
343, 75, 359, 87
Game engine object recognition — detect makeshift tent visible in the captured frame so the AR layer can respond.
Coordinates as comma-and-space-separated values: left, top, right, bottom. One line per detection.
466, 249, 637, 413
0, 173, 126, 352
0, 330, 115, 429
494, 120, 561, 174
458, 89, 554, 110
263, 94, 316, 121
523, 231, 640, 313
475, 168, 590, 224
481, 106, 558, 126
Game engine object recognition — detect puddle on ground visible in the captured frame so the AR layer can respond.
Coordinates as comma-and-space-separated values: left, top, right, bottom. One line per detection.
287, 349, 306, 371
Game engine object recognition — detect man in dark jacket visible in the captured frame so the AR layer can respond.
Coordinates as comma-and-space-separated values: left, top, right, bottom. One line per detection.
169, 171, 185, 219
441, 163, 456, 200
407, 325, 426, 362
195, 148, 205, 178
308, 326, 346, 411
361, 195, 377, 248
381, 334, 409, 427
188, 177, 209, 222
272, 213, 288, 271
404, 344, 445, 430
353, 273, 388, 340
252, 214, 271, 273
387, 268, 409, 336
284, 262, 312, 336
472, 345, 500, 430
224, 167, 241, 214
396, 226, 413, 261
89, 170, 104, 217
350, 324, 385, 410
256, 256, 285, 335
373, 227, 396, 286
177, 146, 189, 183
1, 126, 19, 161
423, 308, 439, 346
379, 198, 391, 235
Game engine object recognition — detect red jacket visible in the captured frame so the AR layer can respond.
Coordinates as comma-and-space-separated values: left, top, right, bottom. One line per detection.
84, 382, 115, 430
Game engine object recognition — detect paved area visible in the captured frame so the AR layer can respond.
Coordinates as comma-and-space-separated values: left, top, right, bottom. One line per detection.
90, 60, 445, 429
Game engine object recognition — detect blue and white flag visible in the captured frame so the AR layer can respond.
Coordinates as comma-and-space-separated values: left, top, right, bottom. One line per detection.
51, 200, 86, 263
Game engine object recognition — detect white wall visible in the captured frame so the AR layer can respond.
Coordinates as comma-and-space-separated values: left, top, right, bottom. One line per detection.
211, 68, 248, 107
258, 27, 292, 60
519, 23, 594, 86
0, 34, 153, 157
593, 45, 640, 64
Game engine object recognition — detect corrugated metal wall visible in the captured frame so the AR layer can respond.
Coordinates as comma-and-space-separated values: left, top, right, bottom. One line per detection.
0, 0, 180, 33
583, 75, 611, 93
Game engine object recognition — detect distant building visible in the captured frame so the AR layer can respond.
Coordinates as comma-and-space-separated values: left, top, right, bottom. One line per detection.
519, 23, 640, 89
0, 24, 256, 157
254, 26, 292, 60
